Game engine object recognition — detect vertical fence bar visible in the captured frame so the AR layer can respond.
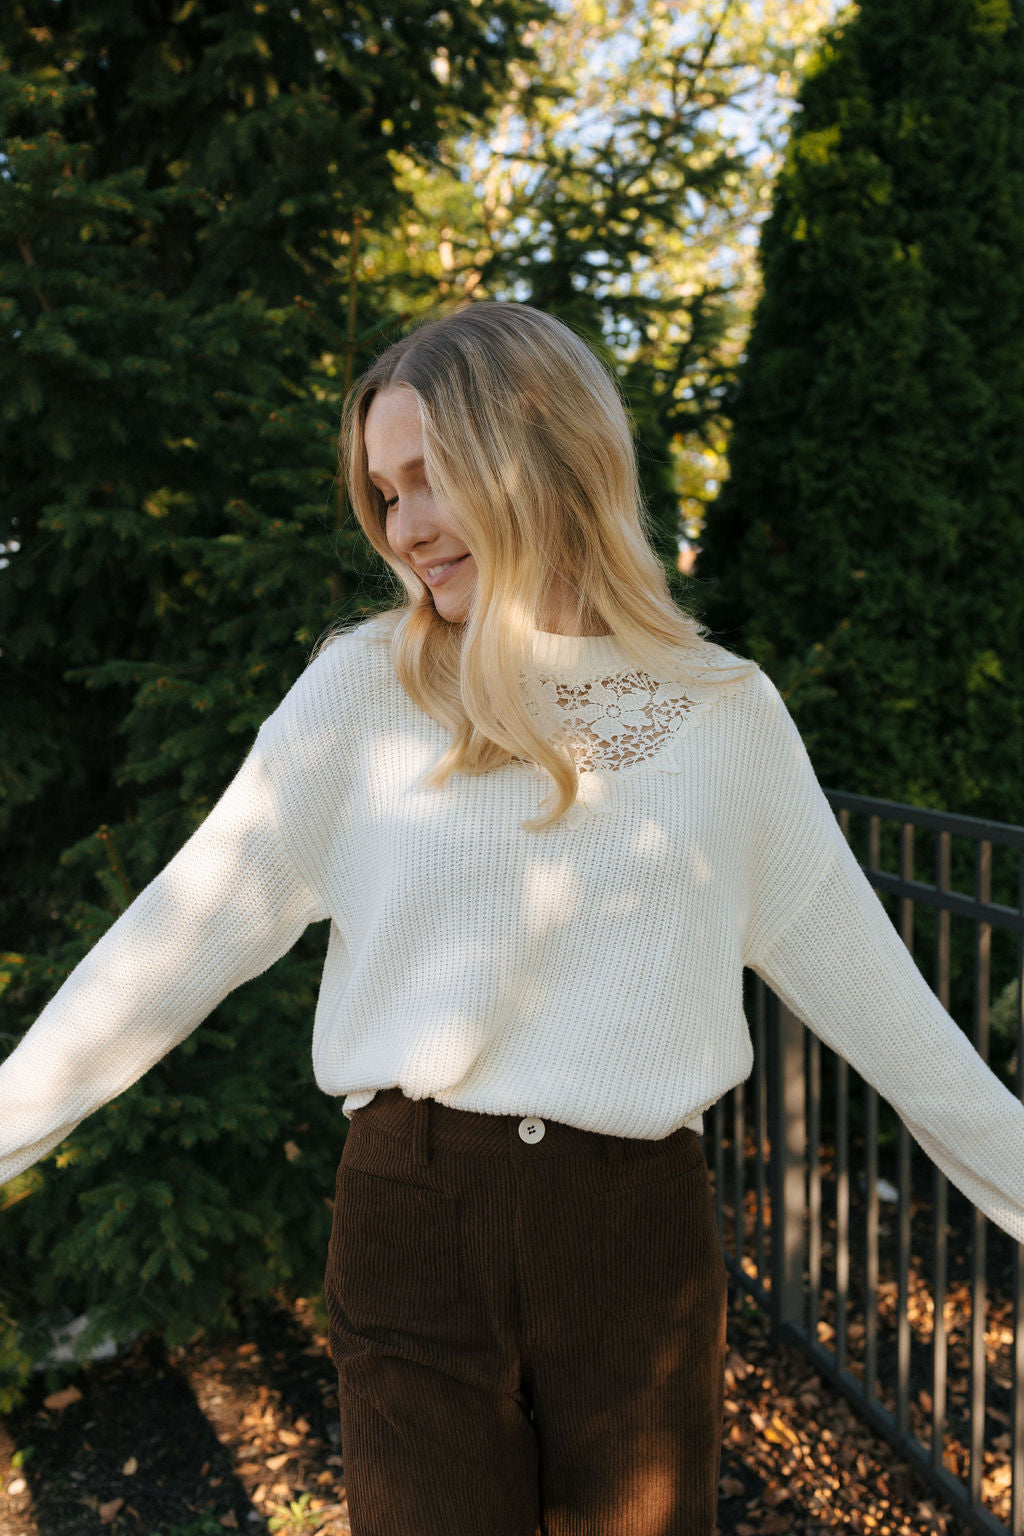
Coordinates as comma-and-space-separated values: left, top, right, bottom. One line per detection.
768, 994, 807, 1338
932, 829, 952, 1470
897, 819, 915, 1440
732, 1082, 745, 1276
970, 840, 992, 1508
865, 1085, 880, 1400
808, 1032, 822, 1347
834, 810, 853, 1374
865, 815, 883, 1403
836, 1051, 850, 1374
755, 977, 769, 1287
711, 1094, 723, 1239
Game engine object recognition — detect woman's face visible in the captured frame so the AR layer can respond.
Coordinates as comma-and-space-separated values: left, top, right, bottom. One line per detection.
364, 386, 476, 624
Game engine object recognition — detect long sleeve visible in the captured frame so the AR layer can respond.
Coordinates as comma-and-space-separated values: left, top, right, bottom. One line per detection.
0, 733, 327, 1187
743, 672, 1024, 1246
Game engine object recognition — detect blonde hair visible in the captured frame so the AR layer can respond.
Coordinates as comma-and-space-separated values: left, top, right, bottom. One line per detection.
324, 300, 756, 832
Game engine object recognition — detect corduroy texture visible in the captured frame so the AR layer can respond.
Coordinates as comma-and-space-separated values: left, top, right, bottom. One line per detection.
325, 1089, 728, 1536
2, 620, 1023, 1251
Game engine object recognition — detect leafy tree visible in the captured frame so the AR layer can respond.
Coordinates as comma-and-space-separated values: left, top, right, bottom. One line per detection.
694, 0, 1024, 832
0, 0, 545, 1407
366, 0, 841, 556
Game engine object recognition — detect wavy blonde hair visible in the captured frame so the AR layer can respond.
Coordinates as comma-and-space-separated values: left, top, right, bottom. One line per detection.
324, 300, 756, 832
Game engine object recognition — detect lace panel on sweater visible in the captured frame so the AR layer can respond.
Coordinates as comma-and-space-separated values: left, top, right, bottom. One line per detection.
524, 669, 699, 774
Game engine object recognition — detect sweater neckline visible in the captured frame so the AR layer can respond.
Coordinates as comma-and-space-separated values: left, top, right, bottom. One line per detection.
526, 627, 634, 673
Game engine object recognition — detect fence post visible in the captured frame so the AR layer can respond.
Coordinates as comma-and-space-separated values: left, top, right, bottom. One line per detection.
767, 994, 807, 1341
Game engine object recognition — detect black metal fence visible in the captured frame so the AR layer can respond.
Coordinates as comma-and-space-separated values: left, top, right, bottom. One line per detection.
705, 790, 1024, 1536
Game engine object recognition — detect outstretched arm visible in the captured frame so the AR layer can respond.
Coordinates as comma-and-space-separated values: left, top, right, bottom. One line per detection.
741, 669, 1024, 1246
748, 836, 1024, 1246
0, 735, 327, 1187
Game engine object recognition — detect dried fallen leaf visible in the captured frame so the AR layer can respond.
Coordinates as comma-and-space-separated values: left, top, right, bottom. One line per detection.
43, 1385, 83, 1411
122, 1455, 138, 1476
277, 1428, 302, 1446
719, 1475, 745, 1498
220, 1513, 239, 1529
764, 1414, 800, 1447
265, 1451, 292, 1471
98, 1497, 124, 1523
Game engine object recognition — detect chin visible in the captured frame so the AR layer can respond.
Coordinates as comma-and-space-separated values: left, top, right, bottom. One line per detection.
435, 606, 470, 625
433, 591, 473, 625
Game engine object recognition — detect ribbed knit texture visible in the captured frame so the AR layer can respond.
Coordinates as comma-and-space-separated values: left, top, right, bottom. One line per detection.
2, 618, 1023, 1244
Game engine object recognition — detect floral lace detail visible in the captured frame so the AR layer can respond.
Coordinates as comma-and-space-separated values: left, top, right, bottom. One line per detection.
527, 671, 701, 773
513, 661, 753, 829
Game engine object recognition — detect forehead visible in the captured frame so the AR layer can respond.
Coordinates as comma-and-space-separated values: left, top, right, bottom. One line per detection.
364, 386, 424, 467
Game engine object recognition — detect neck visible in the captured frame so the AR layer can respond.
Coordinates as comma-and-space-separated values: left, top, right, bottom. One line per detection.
536, 577, 610, 638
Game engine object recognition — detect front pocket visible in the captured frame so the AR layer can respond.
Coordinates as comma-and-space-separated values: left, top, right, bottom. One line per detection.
593, 1159, 723, 1319
329, 1166, 461, 1329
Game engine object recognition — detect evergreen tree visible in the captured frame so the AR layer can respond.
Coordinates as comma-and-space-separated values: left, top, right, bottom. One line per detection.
0, 0, 545, 1406
694, 0, 1024, 827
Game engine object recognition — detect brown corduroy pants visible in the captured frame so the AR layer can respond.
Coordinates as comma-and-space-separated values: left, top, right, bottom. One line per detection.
324, 1088, 728, 1536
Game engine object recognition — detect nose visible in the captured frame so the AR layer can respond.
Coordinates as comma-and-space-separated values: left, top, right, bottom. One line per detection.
388, 494, 438, 559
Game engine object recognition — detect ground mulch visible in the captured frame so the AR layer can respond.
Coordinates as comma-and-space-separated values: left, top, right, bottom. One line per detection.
0, 1278, 986, 1536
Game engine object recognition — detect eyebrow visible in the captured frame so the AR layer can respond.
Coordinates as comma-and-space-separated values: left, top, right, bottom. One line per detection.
367, 455, 425, 482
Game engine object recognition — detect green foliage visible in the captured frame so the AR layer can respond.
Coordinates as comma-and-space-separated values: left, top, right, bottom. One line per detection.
695, 0, 1024, 831
990, 975, 1022, 1080
0, 0, 546, 1410
267, 1491, 325, 1533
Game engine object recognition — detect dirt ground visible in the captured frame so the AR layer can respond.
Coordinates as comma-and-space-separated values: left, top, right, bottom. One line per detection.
0, 1277, 989, 1536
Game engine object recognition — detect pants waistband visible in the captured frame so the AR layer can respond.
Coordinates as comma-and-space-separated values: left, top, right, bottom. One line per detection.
352, 1088, 703, 1169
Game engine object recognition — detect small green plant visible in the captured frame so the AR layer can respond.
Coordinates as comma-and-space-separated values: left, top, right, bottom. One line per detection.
267, 1490, 327, 1533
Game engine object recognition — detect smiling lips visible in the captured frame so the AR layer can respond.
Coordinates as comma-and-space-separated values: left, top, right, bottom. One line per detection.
421, 553, 470, 585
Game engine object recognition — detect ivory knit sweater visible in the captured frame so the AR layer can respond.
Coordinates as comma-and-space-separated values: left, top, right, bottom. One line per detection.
2, 620, 1023, 1244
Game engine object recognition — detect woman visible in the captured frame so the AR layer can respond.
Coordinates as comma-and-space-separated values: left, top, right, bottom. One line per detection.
2, 301, 1023, 1536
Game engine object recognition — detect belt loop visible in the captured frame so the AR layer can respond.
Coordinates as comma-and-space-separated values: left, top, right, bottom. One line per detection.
412, 1096, 432, 1166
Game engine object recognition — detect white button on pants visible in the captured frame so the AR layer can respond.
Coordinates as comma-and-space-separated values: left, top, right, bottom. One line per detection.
518, 1117, 546, 1143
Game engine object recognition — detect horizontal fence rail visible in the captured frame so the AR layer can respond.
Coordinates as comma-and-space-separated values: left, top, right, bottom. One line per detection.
705, 790, 1024, 1536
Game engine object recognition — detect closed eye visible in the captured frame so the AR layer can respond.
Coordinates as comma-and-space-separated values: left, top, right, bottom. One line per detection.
382, 494, 399, 511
